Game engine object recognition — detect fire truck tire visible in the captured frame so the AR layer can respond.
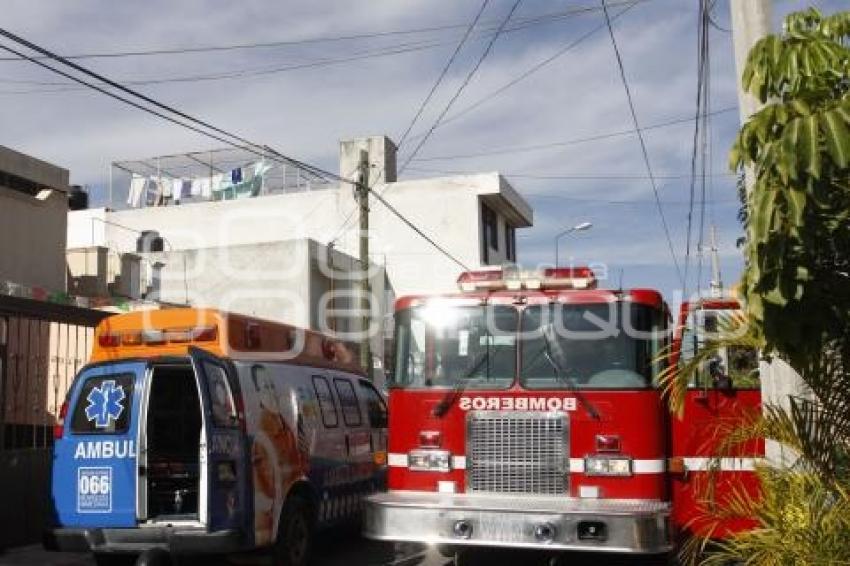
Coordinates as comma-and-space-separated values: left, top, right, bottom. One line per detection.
273, 494, 314, 566
436, 545, 456, 558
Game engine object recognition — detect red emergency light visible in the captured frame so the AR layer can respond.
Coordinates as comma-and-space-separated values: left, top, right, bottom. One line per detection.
457, 267, 597, 292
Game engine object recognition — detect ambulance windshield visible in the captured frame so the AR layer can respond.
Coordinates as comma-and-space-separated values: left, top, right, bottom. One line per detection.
393, 304, 516, 389
520, 302, 663, 389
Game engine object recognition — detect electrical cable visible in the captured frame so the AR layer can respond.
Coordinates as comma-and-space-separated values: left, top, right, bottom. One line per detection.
367, 187, 471, 271
0, 27, 482, 285
599, 0, 684, 286
395, 0, 491, 149
683, 0, 711, 299
0, 2, 644, 62
398, 0, 526, 175
0, 2, 646, 94
412, 106, 736, 161
401, 0, 644, 146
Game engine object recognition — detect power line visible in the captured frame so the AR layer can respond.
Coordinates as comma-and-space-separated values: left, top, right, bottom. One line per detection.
401, 0, 645, 147
367, 187, 471, 271
398, 0, 526, 175
396, 0, 491, 149
330, 0, 497, 245
683, 0, 712, 299
405, 166, 735, 180
0, 27, 474, 277
0, 2, 642, 63
599, 0, 684, 286
0, 2, 646, 95
411, 106, 736, 161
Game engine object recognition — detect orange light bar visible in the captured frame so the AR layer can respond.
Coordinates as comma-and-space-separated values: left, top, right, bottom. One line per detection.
97, 325, 218, 348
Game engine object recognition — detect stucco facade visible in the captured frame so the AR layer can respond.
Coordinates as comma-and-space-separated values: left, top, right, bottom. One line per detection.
0, 146, 69, 293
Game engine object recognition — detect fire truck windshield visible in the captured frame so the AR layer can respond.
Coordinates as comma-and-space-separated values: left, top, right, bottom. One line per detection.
393, 304, 516, 389
520, 303, 661, 389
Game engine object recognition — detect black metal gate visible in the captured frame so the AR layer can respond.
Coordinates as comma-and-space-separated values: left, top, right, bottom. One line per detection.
0, 295, 109, 549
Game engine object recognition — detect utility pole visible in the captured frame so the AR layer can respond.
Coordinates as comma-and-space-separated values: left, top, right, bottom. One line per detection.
730, 0, 772, 127
731, 0, 802, 469
356, 149, 372, 379
708, 225, 723, 298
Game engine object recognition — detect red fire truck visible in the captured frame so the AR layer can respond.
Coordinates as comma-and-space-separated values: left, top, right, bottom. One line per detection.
363, 267, 762, 558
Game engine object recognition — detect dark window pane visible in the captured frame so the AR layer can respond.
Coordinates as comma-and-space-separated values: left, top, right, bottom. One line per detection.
70, 373, 134, 434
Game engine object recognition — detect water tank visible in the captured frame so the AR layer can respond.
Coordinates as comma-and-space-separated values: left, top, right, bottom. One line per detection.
68, 185, 89, 210
137, 230, 165, 253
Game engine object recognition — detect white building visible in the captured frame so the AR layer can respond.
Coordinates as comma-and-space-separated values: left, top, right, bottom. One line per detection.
67, 136, 533, 373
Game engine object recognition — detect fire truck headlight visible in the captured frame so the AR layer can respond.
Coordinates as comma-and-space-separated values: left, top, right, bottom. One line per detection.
584, 457, 633, 476
408, 449, 452, 472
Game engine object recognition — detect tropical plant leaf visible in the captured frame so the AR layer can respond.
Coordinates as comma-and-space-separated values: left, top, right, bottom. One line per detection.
822, 108, 850, 168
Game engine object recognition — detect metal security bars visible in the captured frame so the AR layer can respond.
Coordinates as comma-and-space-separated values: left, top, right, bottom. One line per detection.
0, 295, 108, 548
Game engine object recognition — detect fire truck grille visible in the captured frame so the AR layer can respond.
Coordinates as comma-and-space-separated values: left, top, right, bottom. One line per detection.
466, 411, 568, 495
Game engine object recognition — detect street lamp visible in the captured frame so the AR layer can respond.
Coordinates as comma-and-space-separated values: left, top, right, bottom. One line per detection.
554, 222, 592, 267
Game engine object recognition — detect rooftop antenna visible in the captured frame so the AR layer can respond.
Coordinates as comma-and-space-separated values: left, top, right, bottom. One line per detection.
617, 268, 625, 292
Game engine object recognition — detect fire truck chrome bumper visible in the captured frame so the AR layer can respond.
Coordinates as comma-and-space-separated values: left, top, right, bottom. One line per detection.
364, 491, 671, 554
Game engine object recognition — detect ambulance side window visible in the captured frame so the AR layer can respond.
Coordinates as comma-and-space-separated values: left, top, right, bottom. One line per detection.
334, 378, 363, 427
312, 376, 339, 428
359, 381, 387, 428
70, 373, 134, 435
204, 361, 237, 428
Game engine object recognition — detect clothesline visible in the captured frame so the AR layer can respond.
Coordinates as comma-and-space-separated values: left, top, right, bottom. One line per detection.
127, 160, 272, 207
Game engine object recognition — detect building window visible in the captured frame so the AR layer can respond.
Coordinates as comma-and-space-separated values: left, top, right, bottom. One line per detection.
481, 204, 498, 264
505, 224, 516, 263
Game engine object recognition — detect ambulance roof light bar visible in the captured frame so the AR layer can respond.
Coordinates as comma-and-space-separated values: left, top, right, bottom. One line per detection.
457, 267, 597, 292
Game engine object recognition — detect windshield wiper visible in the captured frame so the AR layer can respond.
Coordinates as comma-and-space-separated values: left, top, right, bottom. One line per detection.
432, 349, 491, 418
540, 327, 601, 421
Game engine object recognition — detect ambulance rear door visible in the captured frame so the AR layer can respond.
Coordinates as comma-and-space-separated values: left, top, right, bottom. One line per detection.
53, 361, 146, 528
188, 347, 249, 534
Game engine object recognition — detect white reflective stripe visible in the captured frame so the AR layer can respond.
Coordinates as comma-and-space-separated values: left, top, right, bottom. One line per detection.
632, 459, 666, 473
683, 457, 759, 472
387, 453, 408, 467
569, 458, 666, 474
388, 453, 467, 469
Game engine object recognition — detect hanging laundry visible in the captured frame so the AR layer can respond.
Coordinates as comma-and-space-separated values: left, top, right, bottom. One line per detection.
144, 178, 163, 207
162, 177, 173, 199
181, 179, 193, 199
190, 178, 202, 196
171, 178, 185, 201
211, 173, 224, 192
198, 177, 212, 198
231, 167, 242, 184
254, 161, 272, 177
127, 174, 146, 207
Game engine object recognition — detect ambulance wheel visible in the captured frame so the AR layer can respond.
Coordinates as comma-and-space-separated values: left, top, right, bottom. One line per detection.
273, 495, 313, 566
93, 553, 133, 566
134, 548, 173, 566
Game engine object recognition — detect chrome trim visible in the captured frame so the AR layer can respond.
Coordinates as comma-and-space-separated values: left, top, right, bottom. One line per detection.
466, 411, 568, 495
364, 491, 672, 554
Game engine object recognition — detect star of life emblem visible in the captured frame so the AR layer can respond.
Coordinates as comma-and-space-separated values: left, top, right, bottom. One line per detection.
85, 380, 126, 428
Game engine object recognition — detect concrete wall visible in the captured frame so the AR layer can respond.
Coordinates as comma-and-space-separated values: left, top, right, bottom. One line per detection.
149, 239, 388, 374
68, 171, 532, 299
0, 146, 69, 293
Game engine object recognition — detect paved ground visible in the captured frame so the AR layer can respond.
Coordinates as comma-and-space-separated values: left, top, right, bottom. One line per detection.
0, 531, 667, 565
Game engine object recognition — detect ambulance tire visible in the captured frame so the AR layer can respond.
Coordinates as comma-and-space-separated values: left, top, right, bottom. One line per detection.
273, 495, 314, 566
134, 548, 173, 566
93, 553, 134, 566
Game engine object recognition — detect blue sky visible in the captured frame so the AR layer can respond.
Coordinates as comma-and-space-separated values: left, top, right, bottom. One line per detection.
1, 0, 845, 304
